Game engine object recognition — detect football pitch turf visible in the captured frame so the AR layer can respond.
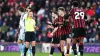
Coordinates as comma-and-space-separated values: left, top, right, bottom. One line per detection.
0, 52, 100, 56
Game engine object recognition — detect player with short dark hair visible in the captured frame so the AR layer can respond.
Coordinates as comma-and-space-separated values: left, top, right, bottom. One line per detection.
48, 11, 64, 56
70, 1, 86, 56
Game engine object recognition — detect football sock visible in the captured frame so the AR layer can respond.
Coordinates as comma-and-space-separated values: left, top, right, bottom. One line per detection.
72, 44, 77, 55
32, 46, 35, 56
62, 52, 65, 56
27, 45, 32, 56
24, 47, 28, 56
79, 43, 84, 56
50, 46, 55, 55
18, 44, 24, 55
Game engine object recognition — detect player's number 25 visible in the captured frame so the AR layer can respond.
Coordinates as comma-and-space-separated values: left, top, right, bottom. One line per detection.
74, 12, 84, 19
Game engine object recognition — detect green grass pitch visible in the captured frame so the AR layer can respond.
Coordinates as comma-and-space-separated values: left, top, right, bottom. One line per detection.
0, 52, 100, 56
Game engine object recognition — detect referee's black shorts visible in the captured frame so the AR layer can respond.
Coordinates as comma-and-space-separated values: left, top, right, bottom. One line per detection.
25, 32, 36, 42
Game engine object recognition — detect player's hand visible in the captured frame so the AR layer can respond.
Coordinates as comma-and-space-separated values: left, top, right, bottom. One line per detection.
47, 21, 52, 24
50, 33, 53, 37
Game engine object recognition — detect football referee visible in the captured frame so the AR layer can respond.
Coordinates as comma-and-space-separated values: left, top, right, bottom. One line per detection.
24, 10, 36, 56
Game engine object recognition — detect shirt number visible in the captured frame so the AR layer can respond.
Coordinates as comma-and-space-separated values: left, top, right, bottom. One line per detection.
74, 12, 84, 19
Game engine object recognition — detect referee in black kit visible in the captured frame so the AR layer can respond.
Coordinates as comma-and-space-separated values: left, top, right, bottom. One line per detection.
24, 7, 36, 56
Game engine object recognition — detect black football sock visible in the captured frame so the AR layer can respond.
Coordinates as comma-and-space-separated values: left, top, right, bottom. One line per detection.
24, 47, 28, 56
67, 49, 69, 54
32, 46, 36, 56
50, 46, 55, 55
79, 43, 84, 56
72, 44, 77, 55
62, 51, 65, 56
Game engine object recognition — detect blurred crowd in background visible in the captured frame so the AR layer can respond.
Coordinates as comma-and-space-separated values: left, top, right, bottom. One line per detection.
0, 0, 100, 43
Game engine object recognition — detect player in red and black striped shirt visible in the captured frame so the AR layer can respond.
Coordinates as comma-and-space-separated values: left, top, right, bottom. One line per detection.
63, 16, 72, 56
48, 11, 64, 56
52, 16, 63, 39
58, 7, 72, 56
69, 1, 86, 56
